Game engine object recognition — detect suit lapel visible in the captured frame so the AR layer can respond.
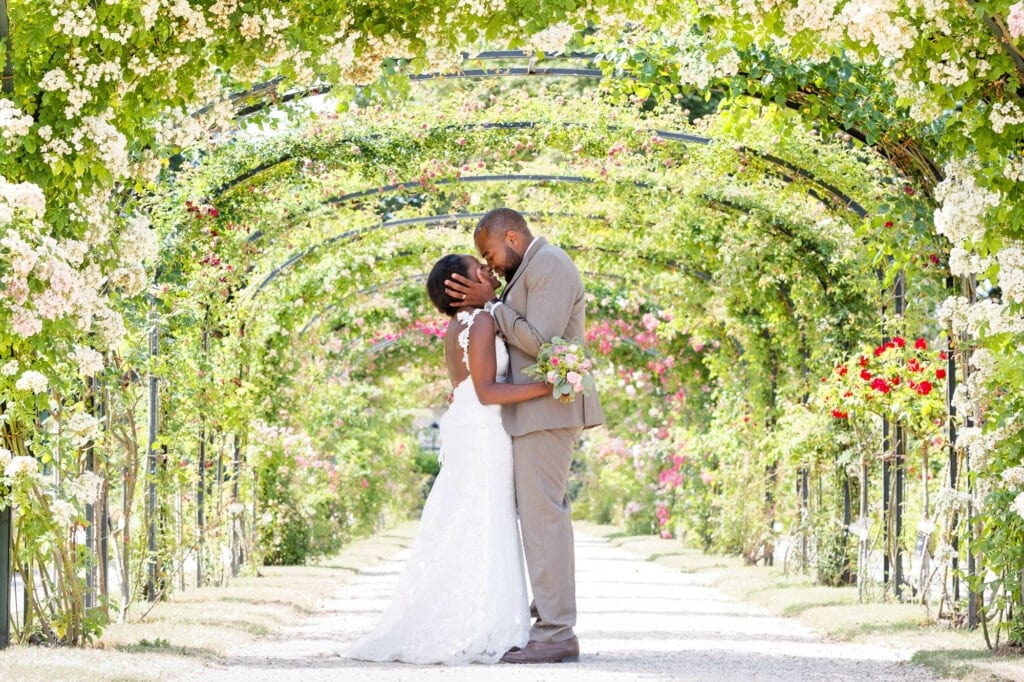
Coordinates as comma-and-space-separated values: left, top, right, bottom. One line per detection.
500, 236, 546, 301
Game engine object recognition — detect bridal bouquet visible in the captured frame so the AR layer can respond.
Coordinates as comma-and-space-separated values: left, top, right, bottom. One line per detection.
524, 337, 597, 403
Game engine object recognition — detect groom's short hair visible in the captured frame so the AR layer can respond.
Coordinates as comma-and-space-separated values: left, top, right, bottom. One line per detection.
476, 208, 530, 237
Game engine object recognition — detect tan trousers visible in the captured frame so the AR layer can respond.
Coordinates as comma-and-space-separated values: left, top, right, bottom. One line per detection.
513, 425, 582, 643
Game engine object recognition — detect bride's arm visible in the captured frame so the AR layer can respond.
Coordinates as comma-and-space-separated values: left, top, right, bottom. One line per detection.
468, 313, 551, 405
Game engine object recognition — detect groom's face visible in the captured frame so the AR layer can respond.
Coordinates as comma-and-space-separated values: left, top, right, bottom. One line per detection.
475, 230, 524, 280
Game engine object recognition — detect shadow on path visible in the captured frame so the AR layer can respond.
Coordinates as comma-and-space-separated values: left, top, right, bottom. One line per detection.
201, 530, 939, 681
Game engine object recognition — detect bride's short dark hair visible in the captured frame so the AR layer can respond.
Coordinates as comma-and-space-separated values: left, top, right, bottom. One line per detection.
427, 254, 469, 316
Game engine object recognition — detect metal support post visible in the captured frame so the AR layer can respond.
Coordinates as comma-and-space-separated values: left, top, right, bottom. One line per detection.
0, 502, 10, 649
146, 309, 159, 600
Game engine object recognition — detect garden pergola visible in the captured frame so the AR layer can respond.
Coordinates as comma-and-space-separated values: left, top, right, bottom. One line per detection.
1, 0, 1021, 652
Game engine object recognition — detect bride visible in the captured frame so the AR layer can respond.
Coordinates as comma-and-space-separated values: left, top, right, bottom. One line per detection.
347, 253, 552, 665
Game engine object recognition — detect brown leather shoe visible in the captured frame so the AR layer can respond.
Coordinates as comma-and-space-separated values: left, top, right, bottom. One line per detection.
501, 636, 579, 663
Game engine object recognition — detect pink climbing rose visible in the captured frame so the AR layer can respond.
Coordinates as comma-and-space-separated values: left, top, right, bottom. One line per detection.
1010, 2, 1024, 38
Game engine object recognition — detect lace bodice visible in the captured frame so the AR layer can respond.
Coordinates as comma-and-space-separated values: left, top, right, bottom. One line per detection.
456, 309, 508, 383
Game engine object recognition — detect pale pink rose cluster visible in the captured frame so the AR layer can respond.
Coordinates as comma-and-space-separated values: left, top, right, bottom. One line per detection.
1, 224, 106, 339
1009, 2, 1024, 39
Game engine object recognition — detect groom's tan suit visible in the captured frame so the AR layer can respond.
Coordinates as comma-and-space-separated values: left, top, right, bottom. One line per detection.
489, 236, 603, 643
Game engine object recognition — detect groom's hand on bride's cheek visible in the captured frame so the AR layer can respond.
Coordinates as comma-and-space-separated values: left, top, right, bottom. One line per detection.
445, 273, 491, 307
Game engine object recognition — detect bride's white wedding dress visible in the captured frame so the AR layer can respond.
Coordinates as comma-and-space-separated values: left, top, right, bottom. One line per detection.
348, 309, 530, 664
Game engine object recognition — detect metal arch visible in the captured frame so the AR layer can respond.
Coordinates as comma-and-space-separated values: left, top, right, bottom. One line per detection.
249, 179, 757, 299
207, 121, 865, 221
274, 209, 715, 336
247, 168, 850, 302
249, 177, 595, 296
701, 194, 840, 293
203, 51, 604, 120
409, 66, 602, 81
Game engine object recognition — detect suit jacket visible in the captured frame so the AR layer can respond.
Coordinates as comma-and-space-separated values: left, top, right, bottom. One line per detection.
491, 237, 605, 437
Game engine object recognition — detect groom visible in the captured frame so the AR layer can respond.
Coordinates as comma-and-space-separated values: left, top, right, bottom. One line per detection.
446, 208, 604, 663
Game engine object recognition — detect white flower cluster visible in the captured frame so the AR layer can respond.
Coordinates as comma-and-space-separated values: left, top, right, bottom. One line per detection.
155, 107, 207, 150
99, 20, 135, 45
990, 100, 1024, 134
37, 110, 129, 178
783, 0, 843, 47
209, 0, 239, 28
1012, 492, 1024, 522
81, 112, 131, 180
933, 157, 1000, 247
69, 471, 104, 505
4, 455, 39, 478
67, 412, 100, 446
933, 485, 972, 517
15, 370, 48, 394
51, 499, 77, 529
38, 67, 92, 119
528, 22, 576, 55
1001, 465, 1024, 488
936, 295, 970, 333
0, 177, 47, 223
968, 299, 1024, 336
72, 345, 104, 376
169, 0, 214, 41
0, 447, 10, 471
0, 99, 34, 147
669, 29, 742, 89
927, 54, 970, 88
907, 0, 952, 32
948, 245, 990, 277
1, 360, 17, 376
338, 31, 413, 86
107, 214, 158, 296
319, 24, 358, 75
839, 0, 917, 60
956, 424, 1014, 471
1005, 157, 1024, 183
950, 382, 973, 419
1, 206, 125, 342
996, 242, 1024, 304
969, 347, 996, 384
237, 7, 291, 59
52, 4, 98, 38
424, 46, 464, 75
95, 307, 128, 350
893, 74, 946, 123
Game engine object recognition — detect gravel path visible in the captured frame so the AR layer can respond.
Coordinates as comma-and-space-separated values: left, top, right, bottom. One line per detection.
201, 529, 940, 681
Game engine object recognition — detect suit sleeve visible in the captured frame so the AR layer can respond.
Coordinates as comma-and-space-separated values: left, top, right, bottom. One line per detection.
492, 249, 578, 358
